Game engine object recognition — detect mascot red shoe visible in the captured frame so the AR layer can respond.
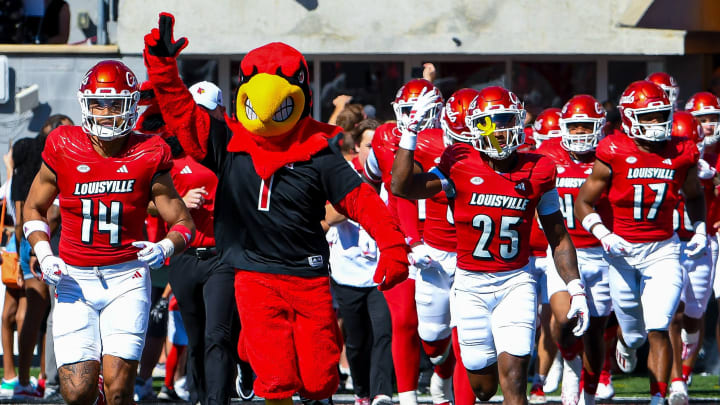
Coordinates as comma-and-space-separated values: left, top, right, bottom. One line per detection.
143, 13, 409, 405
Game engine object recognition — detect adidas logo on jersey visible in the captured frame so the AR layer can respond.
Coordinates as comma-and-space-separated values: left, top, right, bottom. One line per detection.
662, 158, 672, 165
116, 165, 129, 173
180, 165, 192, 174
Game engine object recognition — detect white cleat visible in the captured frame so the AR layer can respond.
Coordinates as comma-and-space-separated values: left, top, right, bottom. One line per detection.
595, 380, 614, 400
615, 340, 637, 373
429, 372, 453, 405
668, 380, 689, 405
544, 352, 563, 393
560, 355, 581, 405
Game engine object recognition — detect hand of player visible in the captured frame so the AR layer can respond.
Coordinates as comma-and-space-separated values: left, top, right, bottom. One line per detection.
697, 158, 717, 180
38, 255, 68, 285
684, 231, 707, 259
358, 228, 377, 260
599, 233, 633, 257
373, 244, 410, 291
144, 13, 188, 58
132, 240, 170, 269
149, 297, 169, 324
408, 243, 433, 270
566, 279, 590, 337
183, 187, 207, 209
403, 88, 438, 133
422, 63, 437, 83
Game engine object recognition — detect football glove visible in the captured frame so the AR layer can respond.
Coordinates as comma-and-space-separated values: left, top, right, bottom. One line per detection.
566, 279, 590, 337
408, 243, 434, 270
600, 233, 633, 257
133, 239, 174, 269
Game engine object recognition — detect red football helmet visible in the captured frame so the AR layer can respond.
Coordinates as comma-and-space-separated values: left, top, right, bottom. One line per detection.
440, 88, 480, 145
646, 72, 679, 107
685, 91, 720, 144
618, 80, 673, 142
672, 111, 704, 153
559, 95, 606, 153
78, 60, 140, 140
392, 79, 443, 133
532, 108, 562, 147
465, 86, 526, 159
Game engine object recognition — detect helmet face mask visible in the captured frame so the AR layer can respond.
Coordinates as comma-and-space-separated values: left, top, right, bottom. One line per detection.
685, 92, 720, 145
78, 61, 140, 141
466, 107, 526, 160
619, 81, 673, 143
559, 95, 606, 154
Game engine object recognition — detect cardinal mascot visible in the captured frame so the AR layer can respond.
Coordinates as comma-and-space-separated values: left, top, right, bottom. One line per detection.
143, 13, 409, 405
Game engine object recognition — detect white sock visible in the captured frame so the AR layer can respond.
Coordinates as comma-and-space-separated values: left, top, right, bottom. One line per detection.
398, 390, 417, 405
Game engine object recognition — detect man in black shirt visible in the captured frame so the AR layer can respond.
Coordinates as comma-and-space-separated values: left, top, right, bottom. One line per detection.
144, 13, 410, 405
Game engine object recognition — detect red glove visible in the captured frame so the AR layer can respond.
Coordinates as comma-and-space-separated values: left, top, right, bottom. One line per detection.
373, 244, 410, 291
334, 183, 410, 291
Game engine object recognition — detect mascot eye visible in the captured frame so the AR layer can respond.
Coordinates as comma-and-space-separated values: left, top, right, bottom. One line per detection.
297, 70, 305, 84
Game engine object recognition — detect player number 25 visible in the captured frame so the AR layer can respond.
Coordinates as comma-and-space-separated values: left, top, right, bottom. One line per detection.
472, 214, 521, 261
81, 199, 122, 246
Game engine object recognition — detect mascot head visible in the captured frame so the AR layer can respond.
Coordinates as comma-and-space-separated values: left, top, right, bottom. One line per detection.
236, 42, 312, 138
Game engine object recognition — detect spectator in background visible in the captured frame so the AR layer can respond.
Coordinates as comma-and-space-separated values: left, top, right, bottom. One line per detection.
602, 100, 622, 136
10, 113, 70, 397
188, 81, 226, 121
326, 118, 394, 405
335, 103, 366, 158
328, 95, 353, 126
36, 0, 69, 44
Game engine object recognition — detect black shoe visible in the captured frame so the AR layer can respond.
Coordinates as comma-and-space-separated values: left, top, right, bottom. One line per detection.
236, 362, 255, 401
157, 385, 181, 401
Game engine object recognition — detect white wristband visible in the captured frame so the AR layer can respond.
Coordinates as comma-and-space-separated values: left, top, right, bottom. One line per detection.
398, 130, 417, 151
566, 278, 585, 296
693, 221, 707, 236
590, 223, 611, 241
33, 240, 54, 263
429, 167, 455, 198
23, 220, 50, 240
158, 238, 175, 258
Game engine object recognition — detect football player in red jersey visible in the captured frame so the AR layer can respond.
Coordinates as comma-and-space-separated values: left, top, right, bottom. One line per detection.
392, 86, 588, 405
684, 91, 720, 381
22, 60, 195, 405
576, 80, 705, 405
364, 79, 444, 405
666, 111, 712, 403
537, 95, 611, 405
526, 107, 563, 403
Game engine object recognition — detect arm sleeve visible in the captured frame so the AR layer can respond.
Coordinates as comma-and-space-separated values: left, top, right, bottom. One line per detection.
144, 50, 212, 163
395, 197, 422, 245
537, 188, 561, 215
333, 183, 407, 251
364, 149, 383, 184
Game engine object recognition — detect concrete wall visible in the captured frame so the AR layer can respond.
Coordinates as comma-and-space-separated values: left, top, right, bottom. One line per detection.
116, 0, 685, 56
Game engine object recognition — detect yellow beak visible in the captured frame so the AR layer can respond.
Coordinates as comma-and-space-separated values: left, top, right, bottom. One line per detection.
236, 73, 305, 137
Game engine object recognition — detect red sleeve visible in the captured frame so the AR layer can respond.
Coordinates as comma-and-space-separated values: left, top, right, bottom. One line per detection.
395, 197, 422, 245
157, 140, 173, 173
595, 136, 614, 166
334, 183, 407, 251
438, 143, 472, 177
144, 50, 211, 162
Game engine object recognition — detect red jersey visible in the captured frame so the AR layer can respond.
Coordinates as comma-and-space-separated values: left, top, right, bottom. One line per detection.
595, 133, 699, 243
703, 152, 720, 227
42, 126, 172, 266
170, 155, 217, 247
415, 128, 455, 251
538, 138, 609, 249
371, 123, 423, 244
438, 144, 556, 272
528, 218, 548, 257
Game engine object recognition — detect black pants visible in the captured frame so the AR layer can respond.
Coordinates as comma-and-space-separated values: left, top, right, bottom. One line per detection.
331, 279, 393, 398
168, 252, 235, 405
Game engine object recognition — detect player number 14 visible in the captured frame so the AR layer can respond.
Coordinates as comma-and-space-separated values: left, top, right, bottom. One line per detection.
81, 199, 122, 245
